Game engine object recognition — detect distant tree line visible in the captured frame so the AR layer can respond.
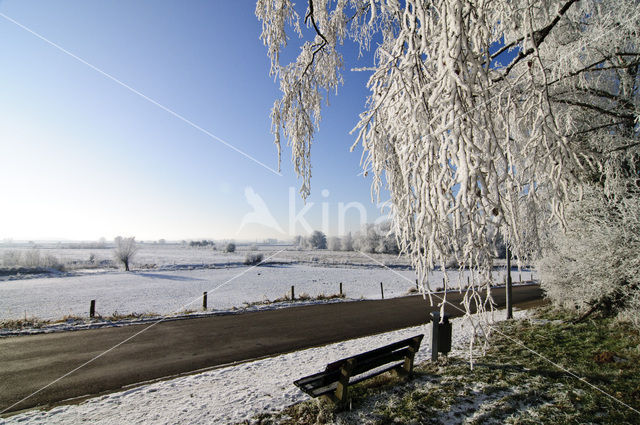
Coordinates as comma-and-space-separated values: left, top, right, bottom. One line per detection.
294, 222, 401, 254
189, 240, 216, 248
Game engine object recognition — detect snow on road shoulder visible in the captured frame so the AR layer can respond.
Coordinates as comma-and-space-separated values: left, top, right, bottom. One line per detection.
2, 309, 530, 425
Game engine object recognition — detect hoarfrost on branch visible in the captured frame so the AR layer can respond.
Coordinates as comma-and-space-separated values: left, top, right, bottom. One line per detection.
256, 0, 640, 319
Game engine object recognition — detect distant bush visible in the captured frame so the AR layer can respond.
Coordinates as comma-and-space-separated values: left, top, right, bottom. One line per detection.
353, 223, 380, 253
327, 236, 341, 251
224, 242, 236, 253
341, 232, 354, 251
0, 249, 64, 271
2, 250, 22, 267
244, 252, 264, 265
309, 230, 327, 249
23, 249, 41, 268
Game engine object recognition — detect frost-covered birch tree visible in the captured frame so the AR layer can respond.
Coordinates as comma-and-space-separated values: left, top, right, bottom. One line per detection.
256, 1, 640, 317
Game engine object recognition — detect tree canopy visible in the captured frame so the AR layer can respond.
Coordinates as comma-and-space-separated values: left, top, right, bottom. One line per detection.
257, 0, 640, 315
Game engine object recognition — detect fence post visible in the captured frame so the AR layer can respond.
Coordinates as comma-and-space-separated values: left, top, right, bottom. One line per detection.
291, 285, 295, 300
339, 282, 343, 296
506, 245, 513, 319
89, 300, 95, 318
203, 292, 207, 310
380, 282, 384, 300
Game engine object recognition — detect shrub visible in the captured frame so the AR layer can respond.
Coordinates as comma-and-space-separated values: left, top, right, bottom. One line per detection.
23, 249, 41, 268
341, 232, 354, 251
244, 252, 264, 265
327, 236, 341, 251
2, 250, 22, 267
354, 223, 380, 253
1, 249, 64, 271
294, 235, 311, 250
224, 242, 236, 253
538, 186, 640, 325
309, 230, 327, 249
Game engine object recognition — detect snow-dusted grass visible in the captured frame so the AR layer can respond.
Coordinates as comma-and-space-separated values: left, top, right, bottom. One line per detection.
262, 308, 640, 425
1, 309, 529, 424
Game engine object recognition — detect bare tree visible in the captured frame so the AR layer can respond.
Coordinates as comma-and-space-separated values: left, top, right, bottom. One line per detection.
114, 236, 138, 271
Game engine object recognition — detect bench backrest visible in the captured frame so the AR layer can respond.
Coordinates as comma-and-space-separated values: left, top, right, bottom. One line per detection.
325, 334, 424, 375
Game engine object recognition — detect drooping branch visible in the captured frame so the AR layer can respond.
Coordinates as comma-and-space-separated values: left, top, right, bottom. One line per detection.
491, 0, 580, 82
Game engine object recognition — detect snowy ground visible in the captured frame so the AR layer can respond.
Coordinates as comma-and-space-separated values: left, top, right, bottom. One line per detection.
1, 309, 529, 425
0, 261, 534, 324
0, 243, 413, 271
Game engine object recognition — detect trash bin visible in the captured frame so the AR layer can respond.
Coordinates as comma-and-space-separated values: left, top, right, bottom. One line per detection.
430, 311, 452, 360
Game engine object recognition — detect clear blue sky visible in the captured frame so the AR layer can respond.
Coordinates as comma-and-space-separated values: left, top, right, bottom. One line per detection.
0, 0, 387, 241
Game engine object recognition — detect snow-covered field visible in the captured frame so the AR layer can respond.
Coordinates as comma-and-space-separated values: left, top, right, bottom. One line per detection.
2, 309, 529, 425
0, 260, 532, 323
0, 243, 413, 270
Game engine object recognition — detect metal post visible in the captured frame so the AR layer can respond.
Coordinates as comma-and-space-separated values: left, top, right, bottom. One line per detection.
431, 311, 440, 361
203, 292, 207, 310
291, 285, 295, 300
380, 282, 384, 299
339, 282, 343, 296
89, 300, 95, 318
506, 244, 513, 319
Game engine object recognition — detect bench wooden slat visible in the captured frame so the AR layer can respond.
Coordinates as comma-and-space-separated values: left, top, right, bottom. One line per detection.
295, 362, 405, 398
350, 347, 410, 376
294, 350, 408, 397
325, 335, 423, 372
348, 362, 403, 386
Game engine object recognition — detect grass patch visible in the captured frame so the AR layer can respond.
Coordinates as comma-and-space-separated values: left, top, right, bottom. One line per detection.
241, 292, 346, 308
0, 317, 51, 329
246, 306, 640, 424
104, 311, 160, 321
0, 312, 162, 331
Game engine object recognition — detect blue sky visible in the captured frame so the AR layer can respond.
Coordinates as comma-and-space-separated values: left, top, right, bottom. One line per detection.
0, 1, 387, 241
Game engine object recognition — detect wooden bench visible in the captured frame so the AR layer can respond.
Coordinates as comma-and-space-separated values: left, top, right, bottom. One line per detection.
293, 334, 424, 404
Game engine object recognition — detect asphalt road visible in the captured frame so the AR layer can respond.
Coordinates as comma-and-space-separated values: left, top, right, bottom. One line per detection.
0, 285, 543, 414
